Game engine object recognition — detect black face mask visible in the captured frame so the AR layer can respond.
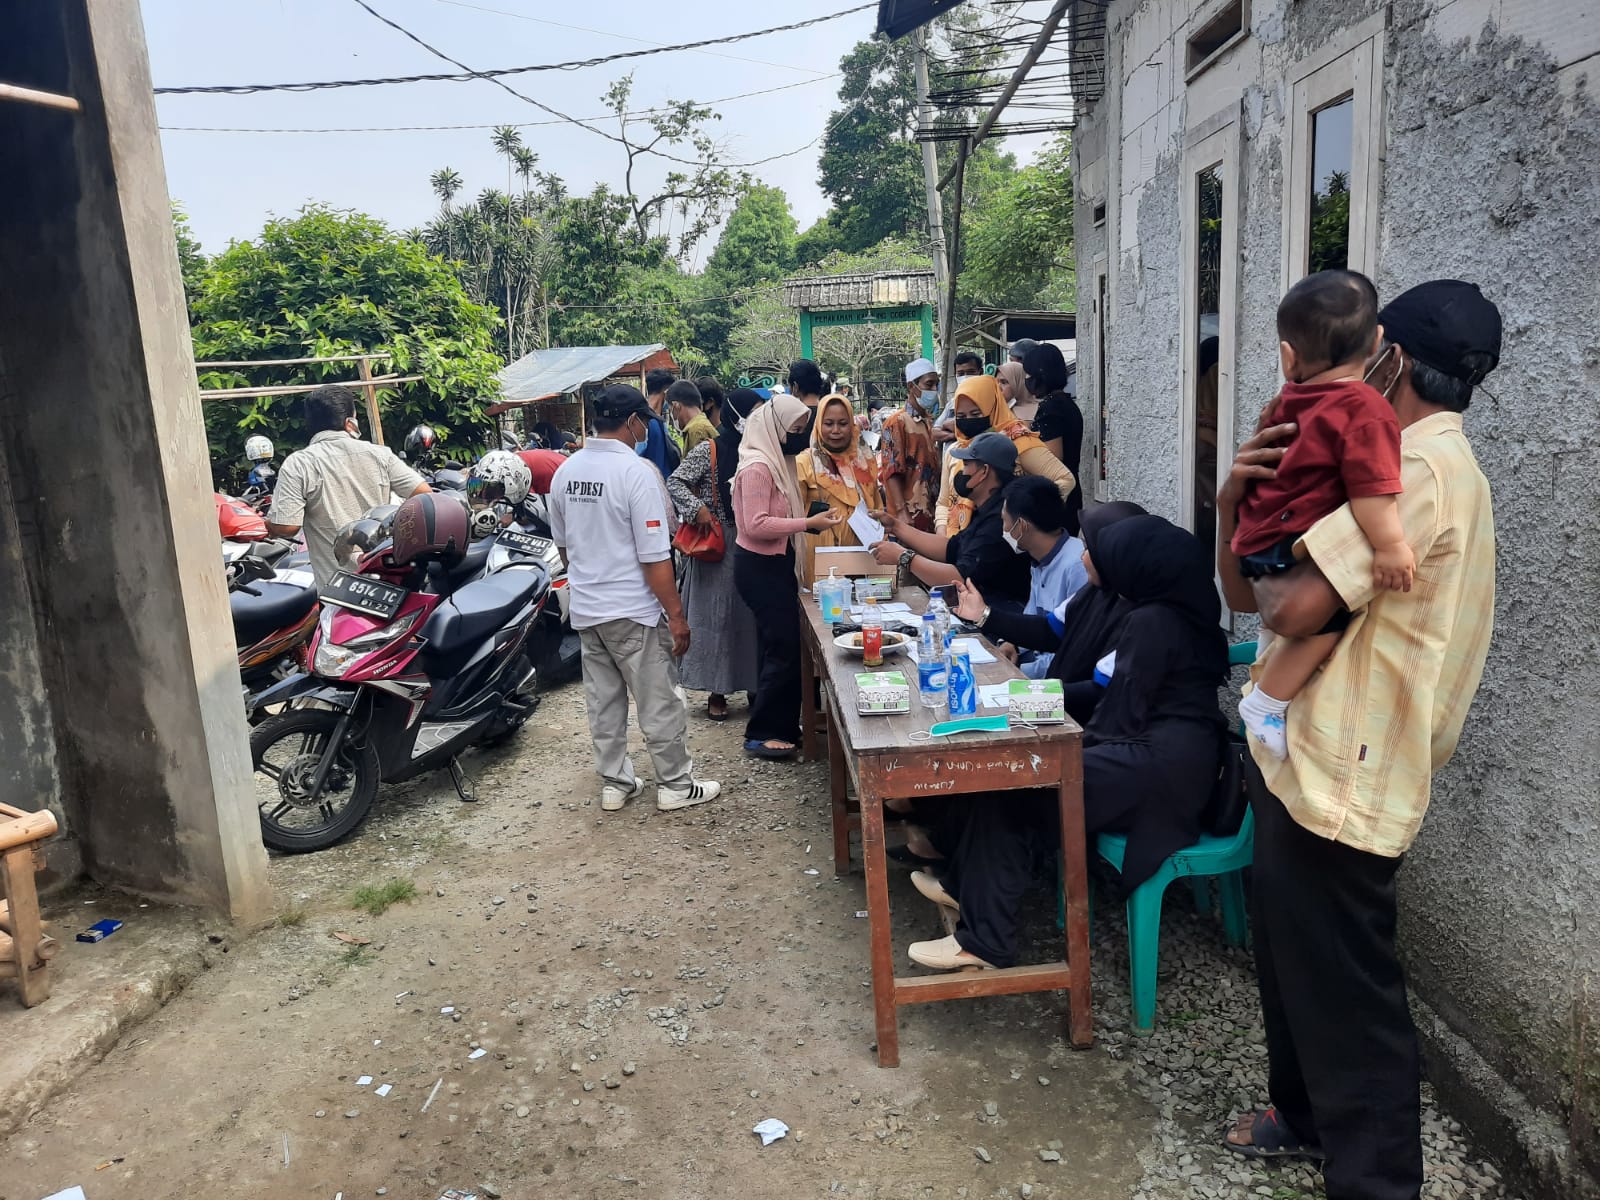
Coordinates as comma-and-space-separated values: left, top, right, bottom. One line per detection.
955, 415, 991, 439
953, 468, 981, 500
782, 429, 812, 457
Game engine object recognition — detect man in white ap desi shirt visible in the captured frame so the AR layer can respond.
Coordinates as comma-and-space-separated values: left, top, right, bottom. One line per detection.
548, 384, 721, 815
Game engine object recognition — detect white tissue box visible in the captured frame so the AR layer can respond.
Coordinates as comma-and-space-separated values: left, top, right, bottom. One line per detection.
855, 671, 910, 715
1007, 678, 1065, 724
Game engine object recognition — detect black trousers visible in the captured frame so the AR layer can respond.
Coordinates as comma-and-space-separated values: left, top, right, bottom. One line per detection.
733, 544, 801, 744
1253, 787, 1422, 1200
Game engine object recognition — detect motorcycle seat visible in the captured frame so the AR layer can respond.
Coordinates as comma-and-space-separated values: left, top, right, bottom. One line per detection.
427, 535, 494, 593
231, 580, 317, 647
420, 570, 542, 671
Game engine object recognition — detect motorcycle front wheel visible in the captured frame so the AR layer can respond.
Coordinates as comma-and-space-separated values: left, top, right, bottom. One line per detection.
252, 708, 380, 853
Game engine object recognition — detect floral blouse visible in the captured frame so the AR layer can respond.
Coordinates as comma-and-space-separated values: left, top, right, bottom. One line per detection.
666, 437, 733, 529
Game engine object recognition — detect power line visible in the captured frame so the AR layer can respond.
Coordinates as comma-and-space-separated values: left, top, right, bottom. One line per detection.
153, 4, 873, 96
427, 0, 834, 78
157, 76, 837, 135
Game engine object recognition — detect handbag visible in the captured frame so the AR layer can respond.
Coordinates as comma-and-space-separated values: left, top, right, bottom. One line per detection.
671, 443, 726, 562
1201, 730, 1265, 837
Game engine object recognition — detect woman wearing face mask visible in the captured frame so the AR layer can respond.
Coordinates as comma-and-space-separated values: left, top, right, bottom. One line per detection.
1023, 343, 1085, 533
934, 374, 1076, 536
732, 394, 844, 759
666, 387, 764, 722
796, 393, 885, 559
910, 514, 1227, 972
996, 361, 1035, 424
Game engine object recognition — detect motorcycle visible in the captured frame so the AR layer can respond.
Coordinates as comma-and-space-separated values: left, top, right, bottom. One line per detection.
247, 496, 547, 853
228, 552, 319, 721
487, 498, 581, 685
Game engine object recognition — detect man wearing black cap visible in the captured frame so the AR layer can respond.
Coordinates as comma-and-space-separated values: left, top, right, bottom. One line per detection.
549, 385, 721, 815
869, 430, 1032, 606
1215, 281, 1502, 1198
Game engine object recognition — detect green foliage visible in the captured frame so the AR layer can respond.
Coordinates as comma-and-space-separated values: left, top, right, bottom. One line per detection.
960, 135, 1076, 310
692, 184, 799, 373
351, 877, 417, 916
190, 206, 504, 467
1309, 169, 1351, 274
171, 202, 207, 320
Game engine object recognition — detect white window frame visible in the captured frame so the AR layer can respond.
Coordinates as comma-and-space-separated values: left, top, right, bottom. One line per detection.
1178, 108, 1240, 557
1281, 13, 1387, 287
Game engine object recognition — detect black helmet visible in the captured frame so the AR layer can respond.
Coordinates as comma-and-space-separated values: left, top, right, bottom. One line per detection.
404, 424, 438, 458
390, 492, 467, 568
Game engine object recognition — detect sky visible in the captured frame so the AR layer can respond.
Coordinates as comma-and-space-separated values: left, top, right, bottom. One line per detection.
144, 0, 887, 261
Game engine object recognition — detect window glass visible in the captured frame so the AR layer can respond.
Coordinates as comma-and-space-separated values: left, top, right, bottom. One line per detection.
1193, 164, 1223, 546
1308, 97, 1354, 273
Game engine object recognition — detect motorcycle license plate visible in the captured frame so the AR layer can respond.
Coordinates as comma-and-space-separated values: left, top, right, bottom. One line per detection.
497, 528, 552, 558
321, 571, 406, 619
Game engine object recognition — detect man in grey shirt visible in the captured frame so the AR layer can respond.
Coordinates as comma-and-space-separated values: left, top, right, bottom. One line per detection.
267, 385, 431, 588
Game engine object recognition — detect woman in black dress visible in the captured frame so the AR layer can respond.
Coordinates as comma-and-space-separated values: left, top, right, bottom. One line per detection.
910, 513, 1227, 970
1023, 342, 1084, 534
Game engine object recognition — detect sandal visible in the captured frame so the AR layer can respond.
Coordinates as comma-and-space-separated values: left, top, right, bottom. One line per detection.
744, 738, 797, 760
1222, 1109, 1325, 1161
887, 845, 943, 867
707, 695, 729, 722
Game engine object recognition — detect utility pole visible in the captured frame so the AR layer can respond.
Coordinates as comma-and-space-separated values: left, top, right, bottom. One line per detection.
913, 28, 950, 358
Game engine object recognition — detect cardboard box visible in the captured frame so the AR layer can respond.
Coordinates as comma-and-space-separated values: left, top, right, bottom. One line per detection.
1007, 678, 1066, 724
855, 671, 910, 714
811, 545, 898, 595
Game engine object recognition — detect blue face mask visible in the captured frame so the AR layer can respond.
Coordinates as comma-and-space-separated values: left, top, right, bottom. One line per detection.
632, 417, 649, 453
918, 389, 940, 413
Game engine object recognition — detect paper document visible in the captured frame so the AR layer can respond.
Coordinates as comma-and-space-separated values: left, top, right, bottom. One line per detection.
848, 501, 886, 547
949, 638, 998, 665
978, 683, 1012, 709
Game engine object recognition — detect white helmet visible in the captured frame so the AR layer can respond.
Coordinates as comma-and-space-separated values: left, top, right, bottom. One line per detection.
244, 435, 275, 463
469, 449, 532, 507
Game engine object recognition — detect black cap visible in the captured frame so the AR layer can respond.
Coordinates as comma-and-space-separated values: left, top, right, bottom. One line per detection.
950, 430, 1019, 474
593, 384, 653, 422
1379, 280, 1502, 386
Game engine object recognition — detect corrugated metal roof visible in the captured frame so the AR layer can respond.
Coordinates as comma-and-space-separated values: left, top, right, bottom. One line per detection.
497, 344, 665, 403
781, 270, 937, 311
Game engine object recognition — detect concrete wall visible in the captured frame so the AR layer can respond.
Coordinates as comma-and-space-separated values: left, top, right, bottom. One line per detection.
1072, 0, 1600, 1193
0, 1, 270, 921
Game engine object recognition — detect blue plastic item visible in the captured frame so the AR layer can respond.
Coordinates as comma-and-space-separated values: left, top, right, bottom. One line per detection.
1061, 640, 1259, 1035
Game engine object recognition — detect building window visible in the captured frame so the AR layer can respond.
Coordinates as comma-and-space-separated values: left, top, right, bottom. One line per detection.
1186, 0, 1249, 78
1092, 200, 1107, 228
1282, 16, 1385, 285
1180, 114, 1240, 560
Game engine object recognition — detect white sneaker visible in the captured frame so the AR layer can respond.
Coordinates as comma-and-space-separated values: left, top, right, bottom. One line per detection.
601, 779, 645, 812
657, 779, 721, 812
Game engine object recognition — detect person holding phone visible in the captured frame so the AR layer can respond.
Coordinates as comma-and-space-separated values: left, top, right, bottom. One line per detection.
732, 394, 844, 759
796, 392, 885, 562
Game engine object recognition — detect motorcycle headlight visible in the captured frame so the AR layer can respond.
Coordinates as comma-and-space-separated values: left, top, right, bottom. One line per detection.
342, 610, 422, 651
313, 610, 421, 677
313, 639, 361, 678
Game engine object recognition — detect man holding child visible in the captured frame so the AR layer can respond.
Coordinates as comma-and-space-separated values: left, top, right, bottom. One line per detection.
1217, 276, 1502, 1200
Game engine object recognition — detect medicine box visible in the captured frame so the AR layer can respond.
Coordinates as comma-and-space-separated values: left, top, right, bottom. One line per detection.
855, 671, 910, 715
1007, 678, 1065, 724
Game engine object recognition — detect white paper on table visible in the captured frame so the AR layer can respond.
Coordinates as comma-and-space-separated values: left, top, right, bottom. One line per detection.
978, 683, 1012, 709
752, 1117, 790, 1146
848, 501, 885, 547
950, 638, 997, 665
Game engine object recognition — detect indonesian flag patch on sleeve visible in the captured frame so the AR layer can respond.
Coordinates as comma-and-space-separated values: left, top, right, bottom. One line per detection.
646, 519, 662, 529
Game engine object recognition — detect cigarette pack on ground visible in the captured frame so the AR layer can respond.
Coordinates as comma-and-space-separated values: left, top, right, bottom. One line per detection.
855, 671, 910, 714
76, 918, 124, 943
1008, 678, 1066, 724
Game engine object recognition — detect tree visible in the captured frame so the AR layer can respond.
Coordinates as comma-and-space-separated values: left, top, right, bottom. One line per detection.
960, 134, 1075, 310
816, 37, 925, 252
191, 205, 504, 465
602, 73, 746, 259
429, 167, 463, 210
490, 125, 523, 195
171, 202, 207, 322
692, 184, 798, 372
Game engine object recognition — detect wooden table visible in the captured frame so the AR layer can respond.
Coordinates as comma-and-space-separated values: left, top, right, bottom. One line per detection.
799, 589, 1093, 1067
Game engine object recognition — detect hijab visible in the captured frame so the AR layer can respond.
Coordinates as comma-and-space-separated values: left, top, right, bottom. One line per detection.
716, 387, 763, 519
1094, 515, 1224, 636
807, 393, 876, 507
995, 361, 1028, 406
1048, 502, 1146, 687
736, 391, 811, 567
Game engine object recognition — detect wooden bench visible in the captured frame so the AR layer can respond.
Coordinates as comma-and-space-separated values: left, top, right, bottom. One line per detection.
0, 802, 60, 1008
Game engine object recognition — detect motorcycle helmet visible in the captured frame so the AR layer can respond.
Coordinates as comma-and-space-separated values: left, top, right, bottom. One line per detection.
432, 468, 468, 492
333, 517, 388, 562
404, 424, 438, 459
468, 449, 532, 507
244, 434, 275, 464
390, 492, 467, 569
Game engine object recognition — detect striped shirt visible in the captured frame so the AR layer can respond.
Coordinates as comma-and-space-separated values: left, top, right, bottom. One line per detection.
1250, 411, 1495, 857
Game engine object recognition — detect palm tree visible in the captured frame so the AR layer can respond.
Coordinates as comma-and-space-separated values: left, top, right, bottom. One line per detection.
490, 126, 523, 195
511, 146, 538, 196
429, 166, 463, 211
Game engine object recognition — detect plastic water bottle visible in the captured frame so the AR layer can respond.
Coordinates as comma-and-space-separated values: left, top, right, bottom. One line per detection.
928, 591, 953, 653
861, 597, 884, 668
917, 614, 947, 710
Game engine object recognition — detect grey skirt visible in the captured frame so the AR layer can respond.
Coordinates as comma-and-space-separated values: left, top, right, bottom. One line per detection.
678, 550, 760, 695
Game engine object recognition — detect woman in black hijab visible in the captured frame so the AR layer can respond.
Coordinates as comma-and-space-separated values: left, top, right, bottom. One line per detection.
910, 514, 1228, 971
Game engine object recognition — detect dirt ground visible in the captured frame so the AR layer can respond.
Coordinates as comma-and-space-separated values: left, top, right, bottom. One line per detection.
2, 683, 1177, 1200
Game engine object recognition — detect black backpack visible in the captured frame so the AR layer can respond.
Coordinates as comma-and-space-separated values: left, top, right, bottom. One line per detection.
1201, 730, 1266, 837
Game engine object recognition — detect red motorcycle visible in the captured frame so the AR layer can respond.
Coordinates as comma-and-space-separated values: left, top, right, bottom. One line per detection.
248, 493, 548, 853
228, 554, 319, 721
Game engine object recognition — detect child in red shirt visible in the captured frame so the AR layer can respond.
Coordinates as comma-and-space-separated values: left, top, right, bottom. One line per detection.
1234, 270, 1415, 759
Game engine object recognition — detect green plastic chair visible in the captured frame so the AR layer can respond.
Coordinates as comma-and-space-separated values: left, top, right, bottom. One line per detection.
1094, 640, 1258, 1035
